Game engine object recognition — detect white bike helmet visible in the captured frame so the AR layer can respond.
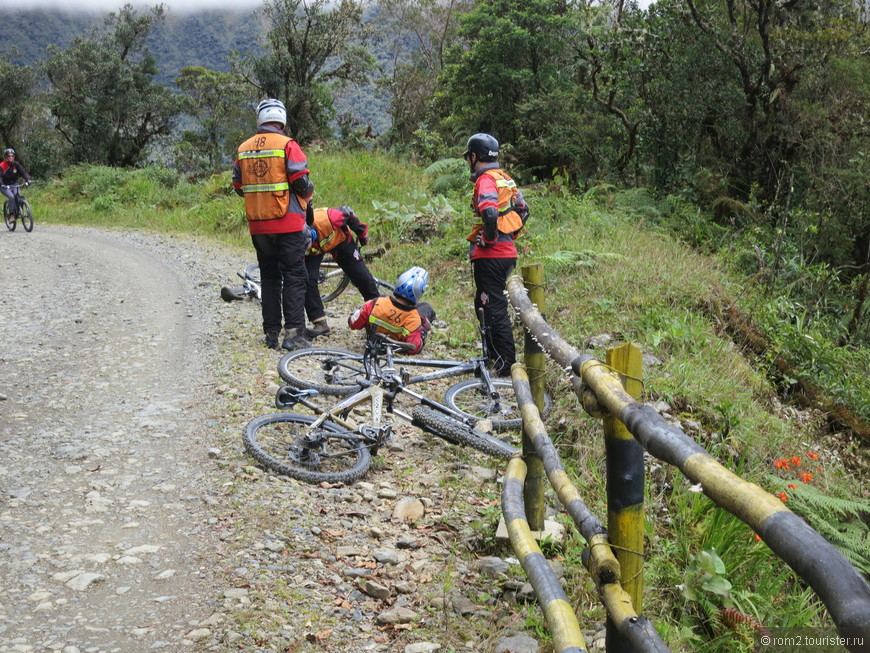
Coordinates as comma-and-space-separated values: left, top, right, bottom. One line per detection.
256, 99, 287, 128
3, 148, 14, 156
393, 266, 428, 304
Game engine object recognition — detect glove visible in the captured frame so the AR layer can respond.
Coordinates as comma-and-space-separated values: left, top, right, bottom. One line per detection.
475, 234, 492, 248
306, 227, 319, 253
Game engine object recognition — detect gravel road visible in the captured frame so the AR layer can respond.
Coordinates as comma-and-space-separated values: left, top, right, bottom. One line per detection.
0, 225, 565, 653
0, 225, 251, 652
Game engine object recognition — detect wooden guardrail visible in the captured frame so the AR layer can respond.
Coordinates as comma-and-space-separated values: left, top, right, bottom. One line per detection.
504, 267, 870, 653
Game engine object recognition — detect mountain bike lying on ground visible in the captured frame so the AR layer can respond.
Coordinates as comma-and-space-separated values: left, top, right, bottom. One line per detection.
220, 251, 395, 304
244, 333, 532, 484
276, 310, 550, 431
3, 183, 34, 232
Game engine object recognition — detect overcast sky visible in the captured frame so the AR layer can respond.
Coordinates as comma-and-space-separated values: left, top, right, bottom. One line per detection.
8, 0, 652, 11
3, 0, 261, 11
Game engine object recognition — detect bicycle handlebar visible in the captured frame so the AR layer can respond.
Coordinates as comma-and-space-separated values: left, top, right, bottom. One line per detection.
371, 333, 416, 353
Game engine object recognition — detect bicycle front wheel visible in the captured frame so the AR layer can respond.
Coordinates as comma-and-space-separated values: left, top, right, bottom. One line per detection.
277, 347, 367, 395
444, 378, 551, 431
319, 262, 351, 303
3, 202, 14, 231
411, 405, 517, 460
19, 200, 33, 232
244, 412, 371, 484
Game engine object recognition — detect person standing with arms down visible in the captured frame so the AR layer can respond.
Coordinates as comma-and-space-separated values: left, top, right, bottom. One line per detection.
462, 133, 530, 377
303, 205, 381, 339
233, 99, 315, 351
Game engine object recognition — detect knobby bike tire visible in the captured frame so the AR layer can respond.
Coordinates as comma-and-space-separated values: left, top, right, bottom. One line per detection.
244, 412, 371, 484
444, 378, 552, 432
411, 405, 517, 460
3, 202, 14, 231
19, 200, 33, 232
320, 266, 351, 303
277, 347, 367, 395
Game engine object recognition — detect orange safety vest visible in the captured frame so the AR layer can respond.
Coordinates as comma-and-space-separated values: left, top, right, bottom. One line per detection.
310, 208, 348, 255
367, 297, 422, 338
467, 168, 525, 242
237, 132, 308, 221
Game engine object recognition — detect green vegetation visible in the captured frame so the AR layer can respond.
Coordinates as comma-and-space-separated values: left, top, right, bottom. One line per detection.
3, 0, 868, 648
25, 150, 869, 651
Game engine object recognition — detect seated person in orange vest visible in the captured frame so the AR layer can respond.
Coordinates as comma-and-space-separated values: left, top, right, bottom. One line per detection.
304, 205, 381, 339
348, 266, 435, 355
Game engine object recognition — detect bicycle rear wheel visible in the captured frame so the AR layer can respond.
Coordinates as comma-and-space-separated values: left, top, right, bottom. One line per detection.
277, 347, 367, 395
444, 378, 551, 431
319, 262, 351, 303
411, 405, 517, 460
3, 202, 14, 231
19, 200, 33, 232
244, 412, 371, 484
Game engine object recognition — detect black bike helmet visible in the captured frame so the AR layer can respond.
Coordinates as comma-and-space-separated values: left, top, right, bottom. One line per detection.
462, 133, 498, 162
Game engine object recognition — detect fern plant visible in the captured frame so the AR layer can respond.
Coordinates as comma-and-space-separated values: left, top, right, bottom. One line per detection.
769, 480, 870, 574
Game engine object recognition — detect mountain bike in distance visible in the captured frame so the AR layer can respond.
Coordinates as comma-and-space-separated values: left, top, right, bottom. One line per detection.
3, 183, 34, 232
221, 245, 394, 305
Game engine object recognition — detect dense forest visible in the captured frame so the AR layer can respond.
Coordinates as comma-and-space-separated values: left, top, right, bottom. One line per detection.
1, 0, 869, 375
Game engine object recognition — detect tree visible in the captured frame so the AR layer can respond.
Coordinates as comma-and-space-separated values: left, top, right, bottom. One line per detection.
237, 0, 376, 143
0, 55, 35, 151
174, 66, 252, 175
42, 4, 183, 167
375, 0, 472, 149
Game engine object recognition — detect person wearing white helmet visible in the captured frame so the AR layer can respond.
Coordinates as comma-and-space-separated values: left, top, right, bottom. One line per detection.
348, 266, 436, 354
232, 99, 316, 351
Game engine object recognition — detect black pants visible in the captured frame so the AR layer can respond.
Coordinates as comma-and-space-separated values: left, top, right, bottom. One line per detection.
472, 257, 516, 374
251, 231, 308, 334
304, 238, 381, 323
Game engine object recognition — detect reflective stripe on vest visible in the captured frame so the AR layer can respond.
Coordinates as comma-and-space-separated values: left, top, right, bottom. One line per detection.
238, 133, 294, 221
367, 297, 421, 337
310, 207, 346, 255
468, 169, 524, 242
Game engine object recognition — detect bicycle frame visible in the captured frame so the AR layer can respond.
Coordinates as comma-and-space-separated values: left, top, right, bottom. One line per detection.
276, 359, 495, 450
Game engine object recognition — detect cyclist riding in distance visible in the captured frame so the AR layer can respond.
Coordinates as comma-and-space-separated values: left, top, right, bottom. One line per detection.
1, 148, 32, 216
303, 205, 381, 340
348, 266, 436, 355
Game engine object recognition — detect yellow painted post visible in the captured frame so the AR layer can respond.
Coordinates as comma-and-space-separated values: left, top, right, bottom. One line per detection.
521, 263, 546, 532
604, 343, 645, 611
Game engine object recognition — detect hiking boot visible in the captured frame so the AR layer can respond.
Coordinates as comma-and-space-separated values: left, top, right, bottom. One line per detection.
264, 330, 281, 349
282, 327, 311, 351
304, 320, 331, 339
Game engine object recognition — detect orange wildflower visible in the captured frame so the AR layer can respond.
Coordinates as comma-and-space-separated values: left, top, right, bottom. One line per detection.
800, 472, 813, 484
776, 492, 788, 502
774, 459, 790, 470
807, 452, 819, 460
791, 456, 802, 466
755, 534, 763, 542
787, 484, 798, 489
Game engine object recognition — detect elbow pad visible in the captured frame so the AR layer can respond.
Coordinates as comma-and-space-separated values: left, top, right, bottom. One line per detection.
482, 207, 499, 242
291, 175, 314, 198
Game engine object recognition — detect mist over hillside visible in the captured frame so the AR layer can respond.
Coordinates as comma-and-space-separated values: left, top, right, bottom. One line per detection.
0, 5, 392, 134
0, 7, 263, 83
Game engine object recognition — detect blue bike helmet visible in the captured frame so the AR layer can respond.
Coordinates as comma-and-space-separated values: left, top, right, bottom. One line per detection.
393, 266, 428, 304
